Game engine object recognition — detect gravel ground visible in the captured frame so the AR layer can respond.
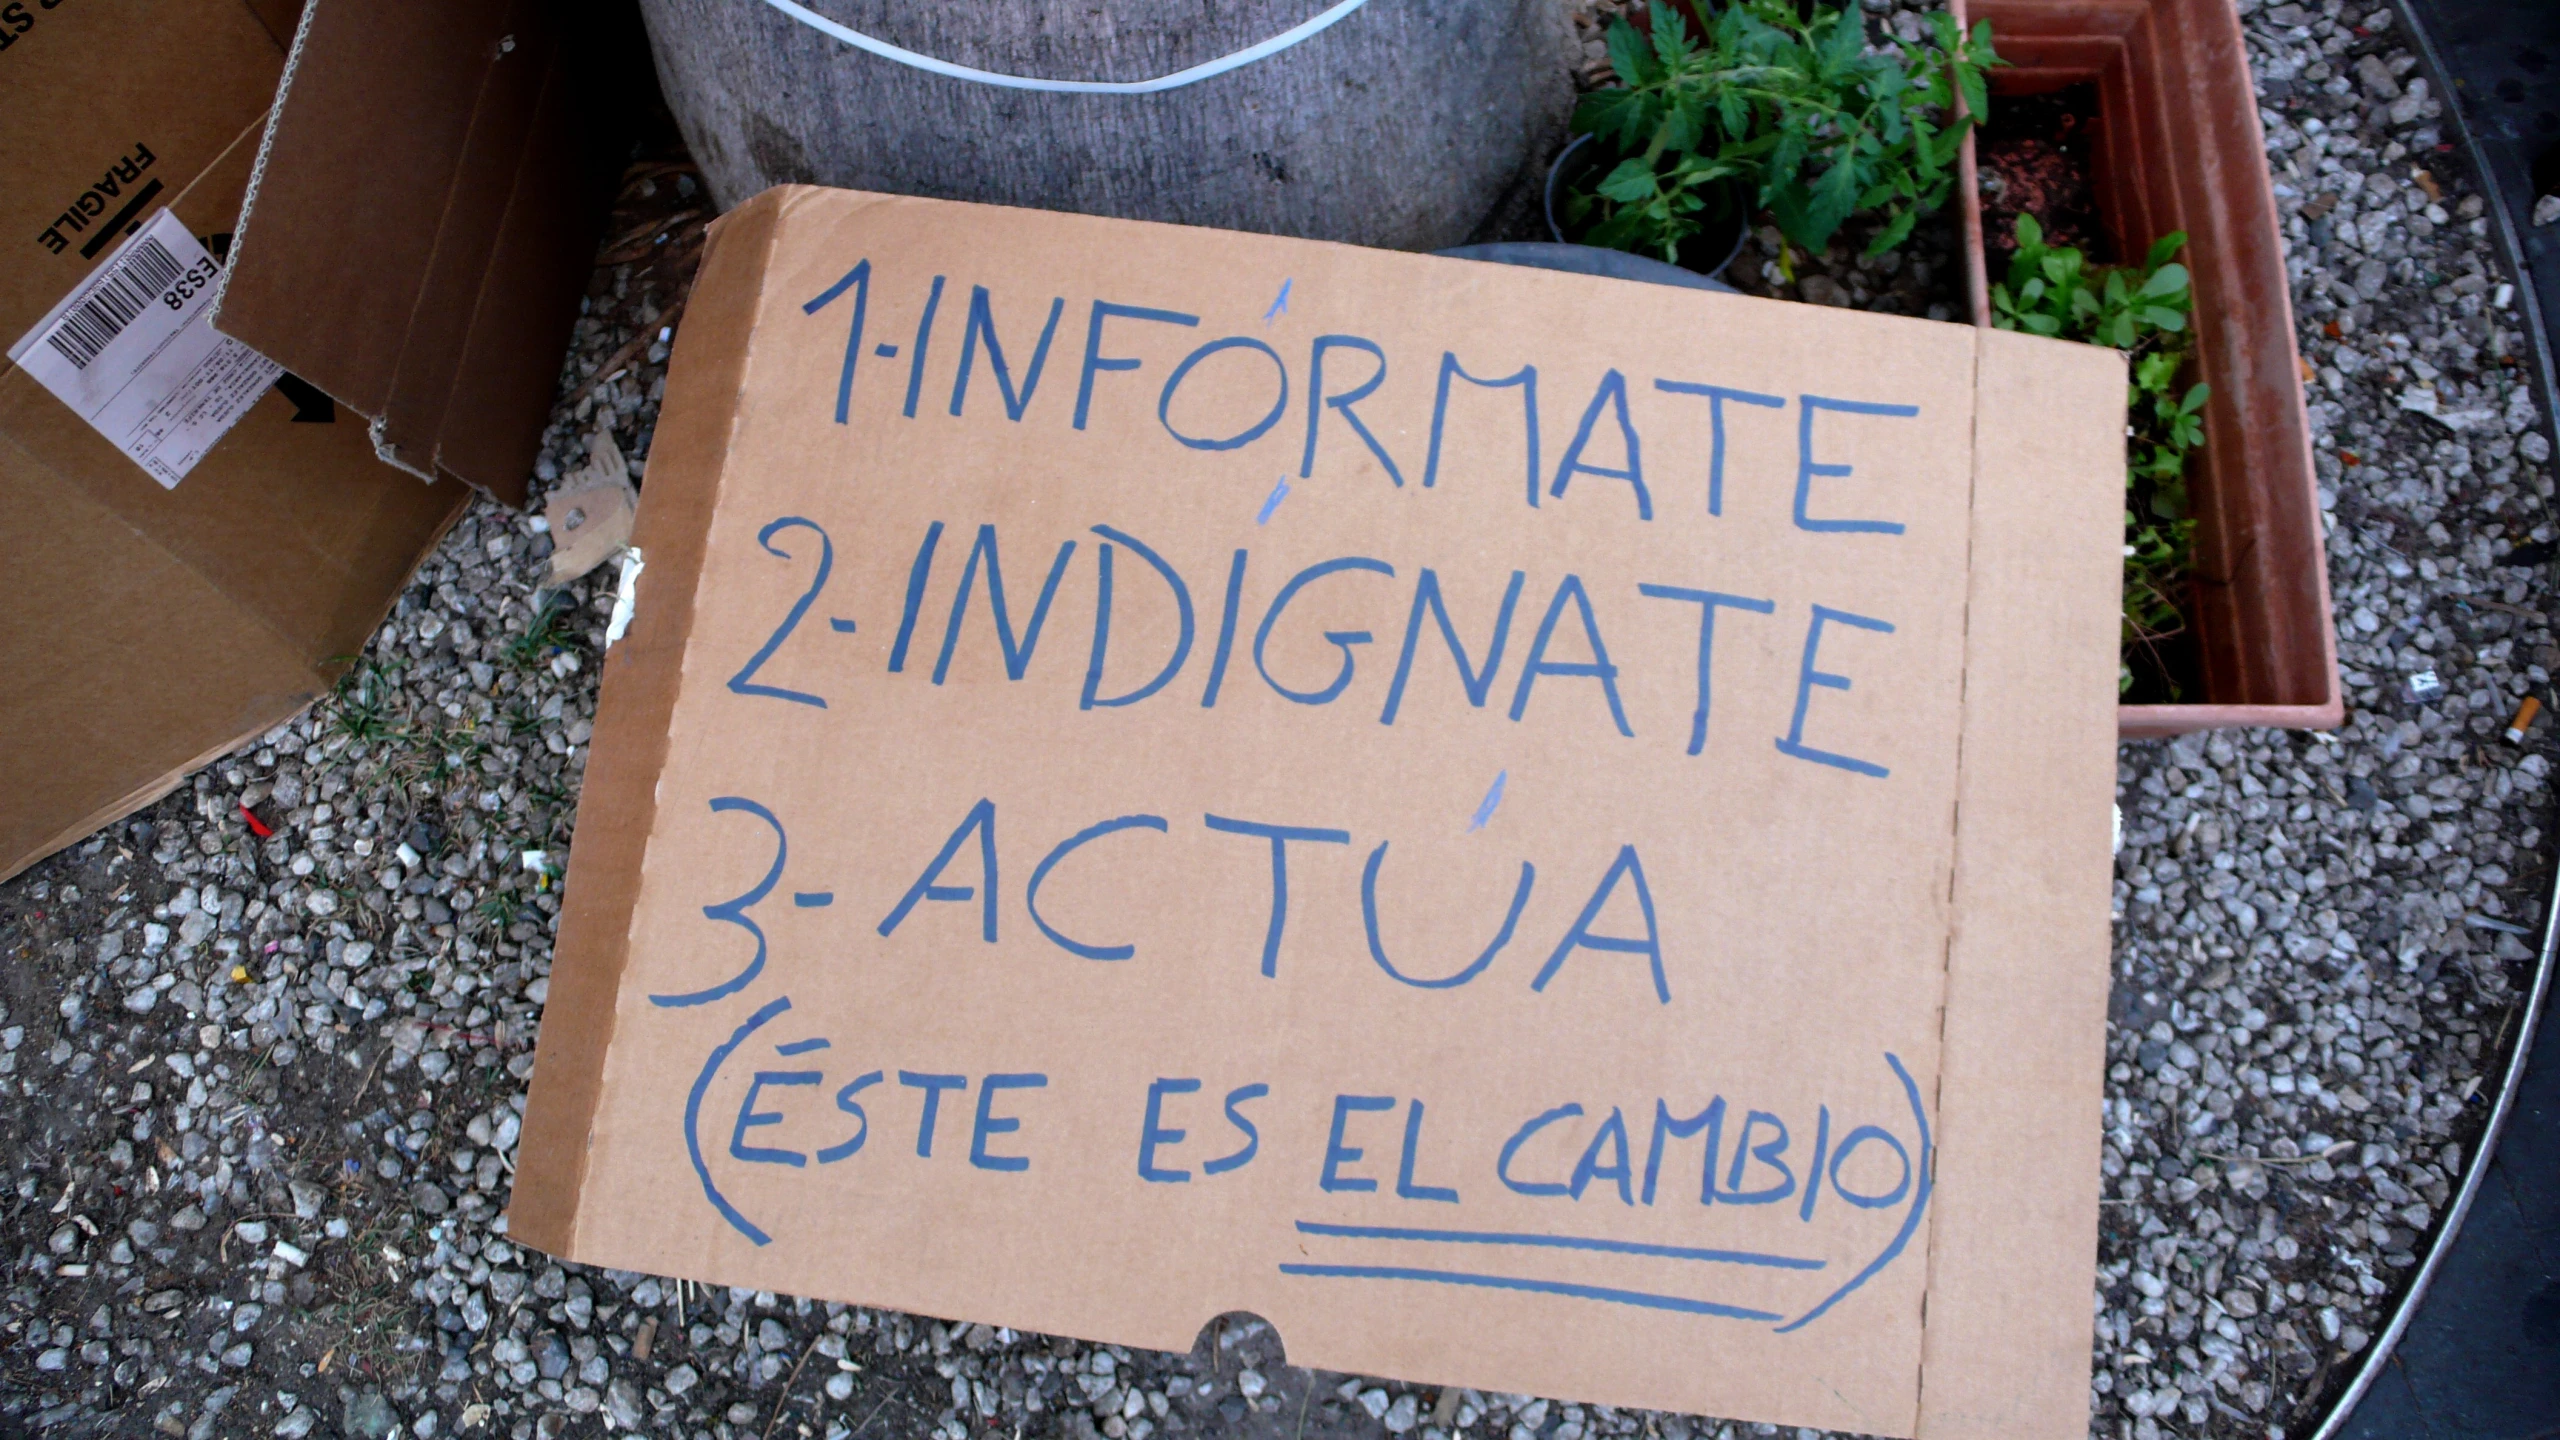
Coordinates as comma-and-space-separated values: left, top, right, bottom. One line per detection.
2, 3, 2553, 1439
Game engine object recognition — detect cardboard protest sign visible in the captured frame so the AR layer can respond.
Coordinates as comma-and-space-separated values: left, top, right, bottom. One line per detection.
512, 187, 2125, 1438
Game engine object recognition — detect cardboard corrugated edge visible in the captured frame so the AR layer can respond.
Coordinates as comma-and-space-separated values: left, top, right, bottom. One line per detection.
508, 188, 796, 1253
364, 0, 561, 499
1914, 327, 2124, 1437
213, 0, 601, 507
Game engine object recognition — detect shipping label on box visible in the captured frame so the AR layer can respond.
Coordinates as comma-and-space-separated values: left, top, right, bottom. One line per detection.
514, 189, 2127, 1439
8, 210, 281, 488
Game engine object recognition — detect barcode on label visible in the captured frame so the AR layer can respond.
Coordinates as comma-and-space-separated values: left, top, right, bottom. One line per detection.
44, 236, 184, 371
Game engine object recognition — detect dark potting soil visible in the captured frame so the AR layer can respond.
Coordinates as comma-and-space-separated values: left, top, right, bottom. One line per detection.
1976, 84, 2110, 262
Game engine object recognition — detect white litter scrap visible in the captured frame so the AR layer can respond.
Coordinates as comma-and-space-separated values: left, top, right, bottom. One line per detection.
604, 547, 645, 647
2396, 385, 2499, 433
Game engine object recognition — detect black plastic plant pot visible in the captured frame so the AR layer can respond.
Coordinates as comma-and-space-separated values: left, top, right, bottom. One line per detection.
1543, 133, 1752, 281
1435, 241, 1739, 295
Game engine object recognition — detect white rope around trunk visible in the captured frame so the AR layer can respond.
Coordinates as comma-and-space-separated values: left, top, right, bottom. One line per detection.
751, 0, 1377, 94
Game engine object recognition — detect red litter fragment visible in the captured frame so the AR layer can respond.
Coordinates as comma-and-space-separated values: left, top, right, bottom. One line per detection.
238, 803, 273, 838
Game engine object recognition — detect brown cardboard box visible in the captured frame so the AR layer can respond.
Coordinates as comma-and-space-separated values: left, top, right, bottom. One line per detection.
513, 188, 2126, 1438
1, 0, 605, 879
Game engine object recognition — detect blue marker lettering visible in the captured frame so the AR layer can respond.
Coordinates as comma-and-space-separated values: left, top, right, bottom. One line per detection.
970, 1073, 1046, 1172
1321, 1094, 1397, 1193
801, 259, 871, 425
816, 1070, 884, 1164
1496, 1103, 1584, 1197
1139, 1077, 1204, 1182
949, 287, 1064, 420
1637, 585, 1775, 756
887, 521, 944, 674
726, 518, 834, 708
1205, 1083, 1269, 1175
1532, 845, 1668, 1004
1794, 394, 1918, 533
1549, 369, 1650, 519
1568, 1106, 1634, 1205
1380, 569, 1524, 726
900, 1071, 969, 1158
1723, 1110, 1796, 1204
1202, 815, 1351, 978
1642, 1096, 1727, 1205
1201, 549, 1249, 708
1159, 336, 1289, 451
1081, 524, 1196, 710
1253, 557, 1395, 705
730, 1070, 823, 1167
1301, 335, 1406, 485
650, 795, 785, 1009
1423, 353, 1539, 506
1395, 1100, 1460, 1203
685, 996, 792, 1246
1777, 605, 1895, 778
1027, 814, 1168, 960
900, 275, 945, 419
933, 525, 1076, 684
1507, 575, 1633, 737
1651, 380, 1783, 516
1799, 1105, 1832, 1222
877, 798, 999, 943
1362, 841, 1533, 989
1075, 301, 1200, 430
1827, 1124, 1914, 1209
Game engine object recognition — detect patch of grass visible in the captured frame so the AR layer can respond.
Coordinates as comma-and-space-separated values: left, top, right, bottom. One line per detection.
329, 660, 398, 743
503, 592, 580, 672
476, 888, 524, 933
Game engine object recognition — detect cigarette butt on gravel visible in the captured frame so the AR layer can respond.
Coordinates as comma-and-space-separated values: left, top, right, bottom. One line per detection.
2505, 695, 2540, 742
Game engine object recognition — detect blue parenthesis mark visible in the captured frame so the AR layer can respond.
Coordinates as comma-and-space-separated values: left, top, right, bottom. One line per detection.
651, 798, 785, 1008
684, 994, 793, 1246
1773, 1051, 1934, 1333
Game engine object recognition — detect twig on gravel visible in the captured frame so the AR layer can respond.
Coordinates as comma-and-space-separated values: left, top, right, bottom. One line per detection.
845, 1383, 903, 1440
562, 295, 688, 415
2200, 1141, 2354, 1166
761, 1334, 825, 1440
350, 1045, 387, 1105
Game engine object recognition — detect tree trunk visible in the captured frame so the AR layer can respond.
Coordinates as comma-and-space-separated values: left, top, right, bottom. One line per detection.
638, 0, 1576, 250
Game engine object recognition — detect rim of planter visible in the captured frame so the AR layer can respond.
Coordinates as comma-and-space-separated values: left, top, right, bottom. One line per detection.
1951, 0, 2345, 739
1435, 241, 1739, 295
1542, 133, 1752, 282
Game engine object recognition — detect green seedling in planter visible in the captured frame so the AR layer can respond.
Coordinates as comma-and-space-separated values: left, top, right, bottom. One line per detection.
1991, 214, 2207, 693
1569, 0, 1999, 264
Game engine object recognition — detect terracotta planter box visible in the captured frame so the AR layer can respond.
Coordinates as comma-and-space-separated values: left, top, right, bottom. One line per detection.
1952, 0, 2344, 737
